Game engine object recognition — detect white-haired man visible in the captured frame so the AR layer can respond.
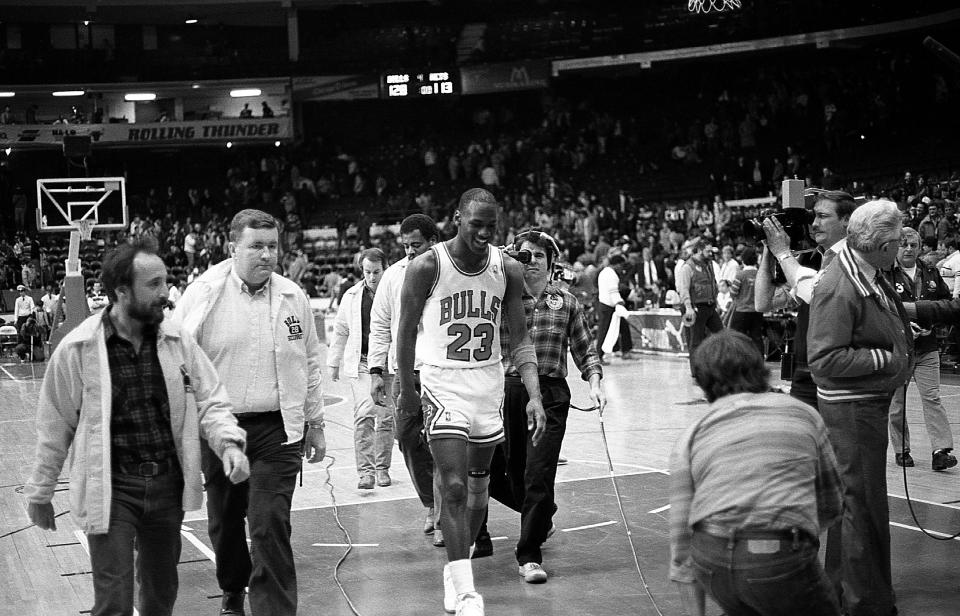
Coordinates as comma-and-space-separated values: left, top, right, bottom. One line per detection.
807, 200, 913, 616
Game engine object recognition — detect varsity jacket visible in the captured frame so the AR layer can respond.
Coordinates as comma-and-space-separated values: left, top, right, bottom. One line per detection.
807, 245, 913, 402
888, 261, 950, 355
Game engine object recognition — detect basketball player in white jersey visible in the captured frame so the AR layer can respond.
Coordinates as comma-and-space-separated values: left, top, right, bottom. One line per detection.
397, 188, 546, 616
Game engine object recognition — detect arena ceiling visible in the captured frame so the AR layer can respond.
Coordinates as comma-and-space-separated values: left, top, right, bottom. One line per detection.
0, 0, 435, 27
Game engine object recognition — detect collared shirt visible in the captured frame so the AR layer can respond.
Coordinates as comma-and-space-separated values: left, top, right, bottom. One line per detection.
360, 283, 374, 356
103, 308, 178, 467
198, 266, 280, 414
501, 282, 602, 382
15, 294, 35, 317
669, 392, 842, 583
597, 265, 622, 307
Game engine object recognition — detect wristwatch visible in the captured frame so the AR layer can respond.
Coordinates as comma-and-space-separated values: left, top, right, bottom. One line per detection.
307, 420, 326, 430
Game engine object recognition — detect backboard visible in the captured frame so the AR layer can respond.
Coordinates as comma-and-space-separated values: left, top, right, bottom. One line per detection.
36, 177, 128, 233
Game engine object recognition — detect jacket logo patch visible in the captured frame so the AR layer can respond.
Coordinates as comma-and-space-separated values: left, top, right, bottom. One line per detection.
928, 280, 938, 292
284, 315, 304, 341
895, 282, 904, 294
546, 294, 563, 310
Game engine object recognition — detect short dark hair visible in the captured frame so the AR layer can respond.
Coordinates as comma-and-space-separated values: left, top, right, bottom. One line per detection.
608, 253, 626, 266
359, 247, 388, 271
399, 214, 439, 241
740, 246, 758, 266
514, 228, 561, 268
229, 209, 278, 242
458, 188, 497, 212
817, 190, 858, 221
101, 236, 160, 303
691, 330, 770, 403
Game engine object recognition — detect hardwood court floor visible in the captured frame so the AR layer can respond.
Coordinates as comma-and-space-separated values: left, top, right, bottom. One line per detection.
2, 349, 960, 615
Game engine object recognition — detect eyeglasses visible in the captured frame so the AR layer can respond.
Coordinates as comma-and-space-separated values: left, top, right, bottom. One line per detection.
514, 229, 561, 258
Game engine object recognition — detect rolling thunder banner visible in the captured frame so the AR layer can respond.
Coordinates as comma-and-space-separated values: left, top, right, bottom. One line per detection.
0, 117, 293, 148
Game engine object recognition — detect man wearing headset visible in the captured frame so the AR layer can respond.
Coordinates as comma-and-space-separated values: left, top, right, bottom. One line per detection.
488, 228, 607, 584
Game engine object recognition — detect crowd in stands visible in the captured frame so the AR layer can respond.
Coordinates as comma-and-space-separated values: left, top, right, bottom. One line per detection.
3, 44, 959, 346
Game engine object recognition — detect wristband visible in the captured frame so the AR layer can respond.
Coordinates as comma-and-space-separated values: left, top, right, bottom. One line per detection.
369, 367, 384, 376
512, 342, 538, 368
307, 420, 326, 430
776, 252, 792, 264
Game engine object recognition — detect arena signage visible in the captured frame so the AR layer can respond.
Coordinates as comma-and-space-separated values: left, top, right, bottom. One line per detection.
460, 60, 550, 95
0, 117, 293, 147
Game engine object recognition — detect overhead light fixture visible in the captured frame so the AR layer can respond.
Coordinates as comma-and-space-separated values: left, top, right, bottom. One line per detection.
83, 20, 91, 27
3, 148, 10, 156
230, 88, 261, 98
185, 18, 198, 25
124, 92, 157, 101
52, 90, 85, 97
226, 141, 233, 148
0, 92, 14, 98
274, 141, 281, 147
191, 83, 201, 89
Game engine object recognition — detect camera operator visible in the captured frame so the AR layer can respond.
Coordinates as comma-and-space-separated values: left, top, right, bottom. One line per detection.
754, 190, 858, 409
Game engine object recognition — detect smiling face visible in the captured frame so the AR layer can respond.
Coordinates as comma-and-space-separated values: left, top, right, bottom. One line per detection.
455, 200, 498, 256
231, 226, 279, 288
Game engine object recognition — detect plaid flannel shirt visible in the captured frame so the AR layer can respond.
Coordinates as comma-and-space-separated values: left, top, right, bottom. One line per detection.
501, 282, 602, 381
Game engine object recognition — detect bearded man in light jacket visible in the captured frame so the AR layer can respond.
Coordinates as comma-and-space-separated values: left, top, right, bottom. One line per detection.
24, 237, 250, 616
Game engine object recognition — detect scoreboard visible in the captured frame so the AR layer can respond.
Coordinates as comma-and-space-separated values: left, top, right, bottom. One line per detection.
382, 70, 458, 98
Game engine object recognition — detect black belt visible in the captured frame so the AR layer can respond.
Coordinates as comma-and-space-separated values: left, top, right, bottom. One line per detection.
234, 410, 281, 420
694, 301, 716, 308
114, 459, 177, 477
695, 520, 810, 543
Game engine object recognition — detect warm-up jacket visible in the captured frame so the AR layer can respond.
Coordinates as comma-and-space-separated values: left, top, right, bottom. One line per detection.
23, 312, 246, 534
888, 261, 950, 355
327, 279, 368, 378
807, 245, 913, 402
173, 259, 324, 443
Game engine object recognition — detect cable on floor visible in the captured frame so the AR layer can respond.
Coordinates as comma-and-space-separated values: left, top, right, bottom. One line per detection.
320, 454, 364, 616
573, 401, 666, 616
898, 404, 960, 540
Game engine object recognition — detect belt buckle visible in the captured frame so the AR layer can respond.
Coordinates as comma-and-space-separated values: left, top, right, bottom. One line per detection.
138, 461, 160, 476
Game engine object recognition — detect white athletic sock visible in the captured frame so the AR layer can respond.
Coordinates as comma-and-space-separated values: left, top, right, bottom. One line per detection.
448, 559, 476, 596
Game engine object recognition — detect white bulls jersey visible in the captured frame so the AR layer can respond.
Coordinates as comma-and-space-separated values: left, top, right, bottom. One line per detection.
417, 242, 507, 369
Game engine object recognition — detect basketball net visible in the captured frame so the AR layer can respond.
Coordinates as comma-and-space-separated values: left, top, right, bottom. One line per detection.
688, 0, 741, 13
73, 218, 96, 241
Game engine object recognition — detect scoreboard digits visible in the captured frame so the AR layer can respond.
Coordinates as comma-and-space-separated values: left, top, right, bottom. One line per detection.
382, 70, 457, 98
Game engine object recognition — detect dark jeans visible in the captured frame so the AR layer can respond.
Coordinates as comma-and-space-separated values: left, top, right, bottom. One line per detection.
201, 411, 302, 616
596, 303, 633, 360
690, 530, 841, 616
819, 396, 896, 616
729, 311, 765, 357
689, 303, 722, 359
489, 376, 570, 565
88, 470, 185, 616
392, 373, 435, 509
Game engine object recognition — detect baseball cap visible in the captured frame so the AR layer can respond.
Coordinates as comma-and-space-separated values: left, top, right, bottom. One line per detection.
16, 284, 26, 291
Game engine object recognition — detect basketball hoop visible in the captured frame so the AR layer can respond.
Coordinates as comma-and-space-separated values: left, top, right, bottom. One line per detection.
688, 0, 741, 13
73, 219, 96, 241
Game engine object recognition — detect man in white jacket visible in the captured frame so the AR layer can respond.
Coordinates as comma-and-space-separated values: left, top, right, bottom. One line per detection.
24, 237, 250, 616
174, 209, 326, 616
328, 247, 395, 489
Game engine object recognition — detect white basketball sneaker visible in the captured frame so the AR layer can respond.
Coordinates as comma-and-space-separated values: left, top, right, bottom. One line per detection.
455, 592, 484, 616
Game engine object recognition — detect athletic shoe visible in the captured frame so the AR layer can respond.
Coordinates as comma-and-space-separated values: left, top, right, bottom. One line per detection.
895, 452, 915, 467
424, 508, 436, 534
933, 449, 958, 472
471, 531, 493, 559
433, 529, 445, 547
442, 564, 456, 614
518, 562, 548, 584
376, 469, 391, 487
455, 592, 484, 616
